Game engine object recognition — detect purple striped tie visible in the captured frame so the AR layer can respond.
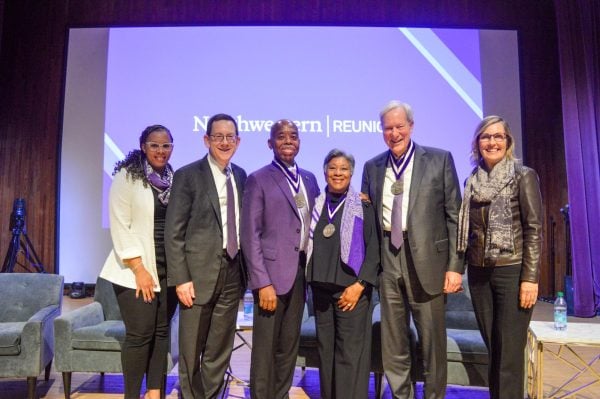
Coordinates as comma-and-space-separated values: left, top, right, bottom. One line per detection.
391, 186, 403, 250
225, 167, 238, 259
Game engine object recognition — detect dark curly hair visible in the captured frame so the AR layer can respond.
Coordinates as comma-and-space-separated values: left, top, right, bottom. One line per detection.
113, 124, 173, 186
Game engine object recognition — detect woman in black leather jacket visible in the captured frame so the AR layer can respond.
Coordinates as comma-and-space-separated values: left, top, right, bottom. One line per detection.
457, 115, 543, 399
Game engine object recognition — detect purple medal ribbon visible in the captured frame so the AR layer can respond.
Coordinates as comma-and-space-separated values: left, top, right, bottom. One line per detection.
326, 192, 347, 224
388, 140, 415, 180
272, 158, 301, 195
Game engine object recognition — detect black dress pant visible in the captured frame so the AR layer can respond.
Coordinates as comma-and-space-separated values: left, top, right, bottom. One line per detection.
312, 283, 373, 399
468, 264, 533, 399
250, 264, 305, 399
113, 274, 177, 399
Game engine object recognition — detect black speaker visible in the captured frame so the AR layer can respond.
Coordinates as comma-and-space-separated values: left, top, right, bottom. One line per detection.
70, 281, 86, 299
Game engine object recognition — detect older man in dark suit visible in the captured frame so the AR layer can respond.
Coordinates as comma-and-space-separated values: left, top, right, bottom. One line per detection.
361, 101, 464, 399
241, 119, 320, 399
165, 114, 247, 399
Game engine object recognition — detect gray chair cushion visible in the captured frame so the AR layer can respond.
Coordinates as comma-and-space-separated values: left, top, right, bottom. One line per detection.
71, 320, 125, 351
0, 322, 25, 355
447, 328, 489, 364
446, 310, 480, 330
299, 315, 317, 348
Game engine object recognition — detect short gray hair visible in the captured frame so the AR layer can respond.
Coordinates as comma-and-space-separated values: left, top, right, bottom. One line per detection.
322, 148, 355, 175
379, 100, 414, 124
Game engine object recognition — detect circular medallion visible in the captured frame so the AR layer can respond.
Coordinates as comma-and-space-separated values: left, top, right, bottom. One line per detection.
294, 194, 306, 208
390, 180, 403, 195
323, 223, 336, 238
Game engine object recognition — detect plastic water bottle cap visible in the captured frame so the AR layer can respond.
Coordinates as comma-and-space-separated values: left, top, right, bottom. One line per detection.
557, 291, 564, 297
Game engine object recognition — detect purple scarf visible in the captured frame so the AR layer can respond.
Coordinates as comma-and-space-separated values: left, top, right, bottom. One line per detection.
144, 159, 173, 205
307, 186, 365, 275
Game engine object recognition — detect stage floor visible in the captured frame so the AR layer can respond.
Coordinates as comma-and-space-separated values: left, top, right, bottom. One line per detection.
1, 298, 598, 399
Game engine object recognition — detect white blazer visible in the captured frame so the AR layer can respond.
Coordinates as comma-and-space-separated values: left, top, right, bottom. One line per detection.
99, 168, 160, 291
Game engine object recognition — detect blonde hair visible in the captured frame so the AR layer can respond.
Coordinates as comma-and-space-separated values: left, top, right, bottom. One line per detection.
470, 115, 516, 166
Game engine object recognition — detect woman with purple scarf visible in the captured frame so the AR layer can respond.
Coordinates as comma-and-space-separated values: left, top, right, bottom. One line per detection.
306, 149, 380, 399
99, 124, 177, 399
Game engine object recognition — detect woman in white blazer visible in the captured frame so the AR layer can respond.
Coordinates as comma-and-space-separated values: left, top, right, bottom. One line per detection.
99, 124, 177, 399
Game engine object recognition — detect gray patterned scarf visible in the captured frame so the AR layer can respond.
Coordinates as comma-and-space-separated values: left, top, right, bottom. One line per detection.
458, 157, 516, 259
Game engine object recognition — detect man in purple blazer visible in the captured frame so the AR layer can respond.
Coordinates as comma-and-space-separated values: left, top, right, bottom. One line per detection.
241, 119, 320, 399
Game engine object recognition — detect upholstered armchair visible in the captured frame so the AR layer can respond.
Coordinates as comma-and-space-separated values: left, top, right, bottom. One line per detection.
54, 276, 179, 399
0, 273, 64, 399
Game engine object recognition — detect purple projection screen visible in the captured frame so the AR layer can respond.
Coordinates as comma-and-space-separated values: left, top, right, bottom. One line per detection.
60, 26, 521, 283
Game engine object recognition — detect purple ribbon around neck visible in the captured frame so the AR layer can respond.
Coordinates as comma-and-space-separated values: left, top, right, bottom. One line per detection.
272, 158, 301, 194
388, 140, 415, 180
326, 192, 347, 224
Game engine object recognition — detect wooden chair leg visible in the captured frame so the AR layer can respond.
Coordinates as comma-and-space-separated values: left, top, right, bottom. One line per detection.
27, 376, 37, 399
45, 360, 52, 381
62, 372, 72, 399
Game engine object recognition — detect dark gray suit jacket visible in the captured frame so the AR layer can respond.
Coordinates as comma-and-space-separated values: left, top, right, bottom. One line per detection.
165, 155, 247, 305
361, 143, 464, 295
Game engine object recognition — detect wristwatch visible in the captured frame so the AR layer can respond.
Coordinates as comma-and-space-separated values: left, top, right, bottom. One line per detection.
356, 279, 367, 288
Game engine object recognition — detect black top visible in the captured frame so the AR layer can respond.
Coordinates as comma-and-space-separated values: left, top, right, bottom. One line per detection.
307, 193, 380, 288
152, 187, 168, 278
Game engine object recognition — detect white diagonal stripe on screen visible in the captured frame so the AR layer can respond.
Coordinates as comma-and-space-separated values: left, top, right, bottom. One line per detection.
104, 132, 125, 179
399, 27, 483, 118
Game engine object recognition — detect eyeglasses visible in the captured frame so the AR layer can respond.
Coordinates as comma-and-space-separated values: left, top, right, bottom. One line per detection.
210, 134, 238, 143
479, 133, 507, 143
145, 142, 174, 151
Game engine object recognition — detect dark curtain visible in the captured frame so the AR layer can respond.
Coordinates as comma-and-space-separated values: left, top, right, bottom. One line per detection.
555, 0, 600, 317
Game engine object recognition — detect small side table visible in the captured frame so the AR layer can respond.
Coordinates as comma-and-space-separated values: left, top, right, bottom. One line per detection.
527, 321, 600, 398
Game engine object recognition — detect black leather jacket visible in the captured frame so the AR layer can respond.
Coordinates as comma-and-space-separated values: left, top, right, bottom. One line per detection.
466, 165, 543, 283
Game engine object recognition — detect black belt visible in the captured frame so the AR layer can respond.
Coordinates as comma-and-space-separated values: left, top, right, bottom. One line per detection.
383, 230, 408, 240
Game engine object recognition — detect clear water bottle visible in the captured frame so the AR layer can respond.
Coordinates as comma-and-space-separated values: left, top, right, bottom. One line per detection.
243, 290, 253, 321
554, 291, 567, 331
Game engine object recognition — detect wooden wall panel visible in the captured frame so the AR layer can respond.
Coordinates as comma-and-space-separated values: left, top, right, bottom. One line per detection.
0, 0, 567, 296
0, 1, 68, 274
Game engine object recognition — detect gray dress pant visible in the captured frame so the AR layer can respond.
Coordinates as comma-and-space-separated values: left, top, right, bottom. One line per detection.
380, 234, 447, 399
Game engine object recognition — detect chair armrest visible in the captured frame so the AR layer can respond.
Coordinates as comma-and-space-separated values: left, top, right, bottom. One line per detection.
27, 304, 61, 323
18, 304, 62, 375
23, 304, 61, 340
54, 302, 105, 371
56, 302, 104, 329
54, 302, 104, 348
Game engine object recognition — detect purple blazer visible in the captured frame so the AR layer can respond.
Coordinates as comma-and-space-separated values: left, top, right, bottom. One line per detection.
241, 162, 320, 295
